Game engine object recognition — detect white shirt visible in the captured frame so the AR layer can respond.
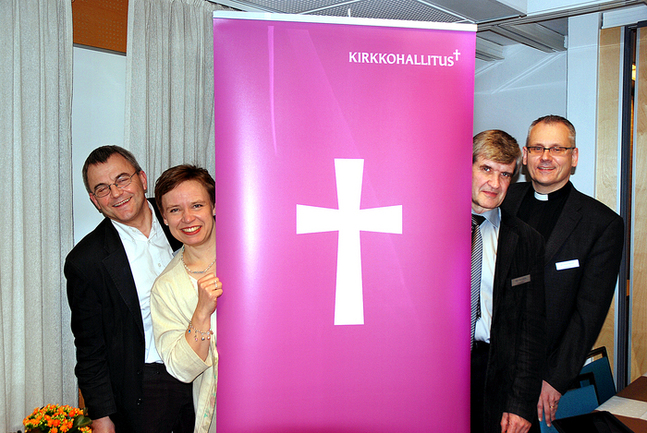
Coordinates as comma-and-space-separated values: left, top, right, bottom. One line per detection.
112, 201, 175, 363
473, 207, 500, 344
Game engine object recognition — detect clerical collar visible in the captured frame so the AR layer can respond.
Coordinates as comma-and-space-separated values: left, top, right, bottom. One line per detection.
533, 181, 572, 202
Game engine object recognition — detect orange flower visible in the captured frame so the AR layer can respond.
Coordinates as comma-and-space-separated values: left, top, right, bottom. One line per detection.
23, 404, 92, 433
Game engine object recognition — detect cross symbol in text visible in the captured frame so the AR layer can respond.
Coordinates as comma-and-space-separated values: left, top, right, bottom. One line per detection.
296, 159, 402, 325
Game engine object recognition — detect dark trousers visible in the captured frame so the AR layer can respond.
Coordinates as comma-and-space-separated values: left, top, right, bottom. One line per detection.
471, 341, 490, 433
471, 343, 540, 433
142, 363, 195, 433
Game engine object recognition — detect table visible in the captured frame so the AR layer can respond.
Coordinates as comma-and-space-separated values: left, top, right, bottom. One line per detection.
596, 373, 647, 432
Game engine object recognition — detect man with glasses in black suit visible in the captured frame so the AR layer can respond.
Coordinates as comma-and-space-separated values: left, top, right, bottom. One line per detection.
503, 115, 624, 430
65, 146, 191, 433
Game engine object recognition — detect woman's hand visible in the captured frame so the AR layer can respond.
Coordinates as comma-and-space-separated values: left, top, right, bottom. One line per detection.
188, 273, 222, 359
195, 273, 222, 320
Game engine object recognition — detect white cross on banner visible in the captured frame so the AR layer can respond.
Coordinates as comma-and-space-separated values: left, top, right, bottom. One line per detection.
297, 159, 402, 325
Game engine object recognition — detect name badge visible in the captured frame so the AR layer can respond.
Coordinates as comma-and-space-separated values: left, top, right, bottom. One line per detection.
512, 274, 531, 286
556, 259, 580, 271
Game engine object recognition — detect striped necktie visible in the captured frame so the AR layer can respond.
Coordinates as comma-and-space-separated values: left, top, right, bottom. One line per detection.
471, 214, 485, 347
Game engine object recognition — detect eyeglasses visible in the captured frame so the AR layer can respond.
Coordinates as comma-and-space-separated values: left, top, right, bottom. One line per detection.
526, 146, 574, 156
92, 171, 139, 198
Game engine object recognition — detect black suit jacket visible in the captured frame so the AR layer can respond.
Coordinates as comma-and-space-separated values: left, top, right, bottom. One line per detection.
481, 209, 546, 431
502, 182, 624, 394
65, 199, 181, 432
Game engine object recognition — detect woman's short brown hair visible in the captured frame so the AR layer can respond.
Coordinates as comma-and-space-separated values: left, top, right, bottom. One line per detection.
154, 164, 215, 212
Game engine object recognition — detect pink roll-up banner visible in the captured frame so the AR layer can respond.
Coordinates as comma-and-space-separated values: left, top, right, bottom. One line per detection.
214, 12, 476, 432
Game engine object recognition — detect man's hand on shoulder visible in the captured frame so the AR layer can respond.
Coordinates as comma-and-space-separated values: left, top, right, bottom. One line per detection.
500, 412, 531, 433
91, 416, 116, 433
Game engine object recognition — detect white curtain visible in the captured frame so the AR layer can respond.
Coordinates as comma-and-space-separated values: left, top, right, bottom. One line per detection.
126, 0, 231, 184
0, 0, 75, 431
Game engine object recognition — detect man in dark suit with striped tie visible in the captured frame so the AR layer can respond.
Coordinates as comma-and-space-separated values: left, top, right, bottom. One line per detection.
470, 130, 546, 433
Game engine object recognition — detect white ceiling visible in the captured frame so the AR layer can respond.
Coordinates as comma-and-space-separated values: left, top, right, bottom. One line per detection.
212, 0, 647, 60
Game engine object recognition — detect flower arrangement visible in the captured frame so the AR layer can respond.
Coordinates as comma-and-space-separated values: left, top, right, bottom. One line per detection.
23, 404, 92, 433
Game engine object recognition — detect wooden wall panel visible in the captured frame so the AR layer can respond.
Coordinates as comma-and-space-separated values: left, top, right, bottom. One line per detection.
631, 27, 647, 381
72, 0, 128, 53
595, 27, 622, 376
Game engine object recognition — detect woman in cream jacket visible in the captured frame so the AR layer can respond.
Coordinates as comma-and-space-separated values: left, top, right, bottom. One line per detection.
151, 165, 221, 433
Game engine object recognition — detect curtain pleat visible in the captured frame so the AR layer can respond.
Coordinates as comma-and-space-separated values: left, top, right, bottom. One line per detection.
125, 0, 230, 184
0, 0, 74, 431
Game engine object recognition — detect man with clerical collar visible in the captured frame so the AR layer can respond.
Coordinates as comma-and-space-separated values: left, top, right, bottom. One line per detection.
471, 130, 545, 433
502, 115, 625, 430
